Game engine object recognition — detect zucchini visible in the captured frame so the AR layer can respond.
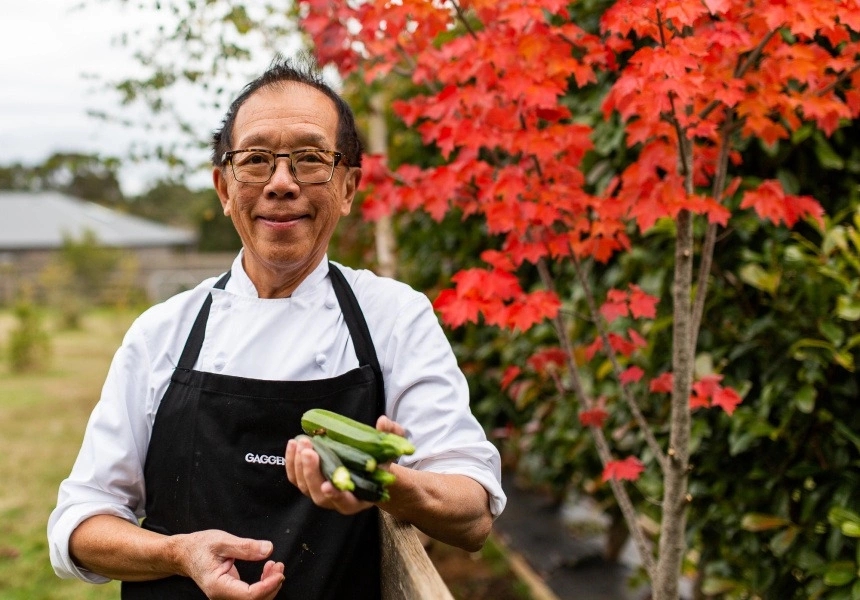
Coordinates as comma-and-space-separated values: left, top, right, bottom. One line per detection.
314, 434, 378, 473
349, 470, 391, 503
301, 408, 415, 461
368, 467, 397, 487
305, 435, 355, 492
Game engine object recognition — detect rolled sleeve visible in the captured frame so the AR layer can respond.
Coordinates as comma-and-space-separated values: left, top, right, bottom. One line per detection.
47, 320, 153, 581
379, 292, 507, 518
48, 500, 138, 582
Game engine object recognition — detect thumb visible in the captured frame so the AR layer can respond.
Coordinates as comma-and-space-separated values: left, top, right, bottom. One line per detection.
223, 538, 274, 561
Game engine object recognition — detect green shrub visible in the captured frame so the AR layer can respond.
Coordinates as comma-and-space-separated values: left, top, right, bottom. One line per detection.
8, 301, 51, 373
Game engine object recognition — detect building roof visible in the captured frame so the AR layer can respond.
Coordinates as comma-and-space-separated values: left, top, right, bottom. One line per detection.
0, 191, 196, 250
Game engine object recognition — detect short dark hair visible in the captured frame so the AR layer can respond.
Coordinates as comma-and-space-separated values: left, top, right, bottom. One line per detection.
211, 55, 363, 169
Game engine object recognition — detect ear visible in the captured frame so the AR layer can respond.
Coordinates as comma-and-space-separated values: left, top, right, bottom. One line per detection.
340, 167, 361, 216
213, 167, 232, 216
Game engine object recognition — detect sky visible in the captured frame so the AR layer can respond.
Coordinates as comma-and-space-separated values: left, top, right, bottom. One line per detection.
0, 1, 282, 195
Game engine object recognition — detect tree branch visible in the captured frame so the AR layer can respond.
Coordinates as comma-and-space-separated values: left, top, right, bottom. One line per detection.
818, 62, 860, 97
566, 255, 669, 471
690, 113, 734, 348
448, 0, 479, 40
536, 257, 656, 579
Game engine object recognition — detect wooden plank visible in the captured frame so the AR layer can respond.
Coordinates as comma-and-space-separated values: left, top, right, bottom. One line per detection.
379, 511, 455, 600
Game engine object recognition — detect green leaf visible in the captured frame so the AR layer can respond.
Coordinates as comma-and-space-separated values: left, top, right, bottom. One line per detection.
841, 522, 860, 538
820, 321, 846, 346
814, 134, 846, 170
824, 226, 848, 256
701, 578, 740, 594
823, 561, 856, 586
741, 513, 791, 532
739, 263, 780, 295
836, 296, 860, 321
834, 421, 860, 454
828, 507, 860, 527
794, 385, 816, 414
770, 526, 800, 556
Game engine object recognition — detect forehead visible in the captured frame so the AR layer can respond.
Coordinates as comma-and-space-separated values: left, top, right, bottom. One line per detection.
232, 82, 340, 147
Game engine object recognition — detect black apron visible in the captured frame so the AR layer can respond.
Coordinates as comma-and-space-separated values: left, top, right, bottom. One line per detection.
122, 263, 384, 599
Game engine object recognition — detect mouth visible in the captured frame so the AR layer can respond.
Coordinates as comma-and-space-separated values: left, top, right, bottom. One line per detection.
257, 214, 309, 227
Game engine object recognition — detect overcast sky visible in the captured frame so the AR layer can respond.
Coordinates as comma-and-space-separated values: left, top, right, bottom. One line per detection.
0, 1, 283, 195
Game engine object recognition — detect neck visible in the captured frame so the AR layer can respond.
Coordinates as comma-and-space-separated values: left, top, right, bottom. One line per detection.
242, 254, 324, 299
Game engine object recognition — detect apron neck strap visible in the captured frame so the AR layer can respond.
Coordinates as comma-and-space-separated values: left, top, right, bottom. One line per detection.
177, 271, 231, 371
327, 262, 386, 415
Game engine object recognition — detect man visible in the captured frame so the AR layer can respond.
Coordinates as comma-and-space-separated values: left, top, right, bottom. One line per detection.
48, 57, 506, 600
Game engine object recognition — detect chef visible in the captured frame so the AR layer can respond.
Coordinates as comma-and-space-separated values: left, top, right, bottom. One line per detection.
48, 57, 506, 600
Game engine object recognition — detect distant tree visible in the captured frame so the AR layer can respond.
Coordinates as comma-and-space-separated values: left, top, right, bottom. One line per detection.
0, 153, 124, 205
0, 162, 37, 191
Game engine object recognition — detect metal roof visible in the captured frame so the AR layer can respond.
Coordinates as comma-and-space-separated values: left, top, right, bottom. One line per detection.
0, 191, 196, 250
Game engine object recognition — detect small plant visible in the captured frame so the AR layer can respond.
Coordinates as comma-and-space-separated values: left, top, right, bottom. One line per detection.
8, 299, 51, 373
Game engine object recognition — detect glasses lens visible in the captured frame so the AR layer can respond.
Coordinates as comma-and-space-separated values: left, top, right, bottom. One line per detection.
231, 151, 275, 183
292, 150, 336, 184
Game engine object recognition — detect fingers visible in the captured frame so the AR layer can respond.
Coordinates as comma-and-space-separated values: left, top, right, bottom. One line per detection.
376, 415, 406, 437
181, 530, 284, 600
248, 560, 285, 600
285, 439, 374, 515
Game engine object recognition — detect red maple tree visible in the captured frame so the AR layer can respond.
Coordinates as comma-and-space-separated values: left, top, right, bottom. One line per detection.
298, 0, 860, 596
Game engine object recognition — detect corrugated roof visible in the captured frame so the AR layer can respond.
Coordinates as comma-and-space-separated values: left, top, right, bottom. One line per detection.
0, 191, 196, 250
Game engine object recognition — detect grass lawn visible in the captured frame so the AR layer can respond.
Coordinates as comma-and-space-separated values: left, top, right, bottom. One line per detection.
0, 308, 135, 600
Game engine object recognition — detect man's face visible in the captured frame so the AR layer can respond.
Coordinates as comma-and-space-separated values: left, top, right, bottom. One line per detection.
213, 82, 359, 292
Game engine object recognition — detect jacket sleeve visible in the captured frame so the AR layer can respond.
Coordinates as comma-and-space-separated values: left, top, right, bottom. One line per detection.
47, 319, 154, 582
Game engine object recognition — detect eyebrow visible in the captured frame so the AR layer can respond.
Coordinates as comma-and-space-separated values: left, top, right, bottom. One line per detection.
237, 132, 331, 149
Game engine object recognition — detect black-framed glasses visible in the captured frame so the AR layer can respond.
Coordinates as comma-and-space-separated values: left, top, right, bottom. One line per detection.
222, 149, 343, 184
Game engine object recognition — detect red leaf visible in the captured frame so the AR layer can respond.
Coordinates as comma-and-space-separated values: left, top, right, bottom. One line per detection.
579, 407, 609, 428
619, 365, 644, 385
712, 386, 743, 415
627, 328, 648, 349
740, 180, 825, 229
433, 288, 479, 328
689, 392, 711, 410
600, 291, 629, 322
584, 337, 602, 361
602, 456, 645, 482
500, 366, 521, 391
649, 372, 674, 394
527, 348, 568, 374
480, 250, 516, 272
692, 374, 723, 399
607, 332, 637, 357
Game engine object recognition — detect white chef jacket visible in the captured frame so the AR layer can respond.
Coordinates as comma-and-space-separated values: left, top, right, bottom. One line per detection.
48, 253, 506, 583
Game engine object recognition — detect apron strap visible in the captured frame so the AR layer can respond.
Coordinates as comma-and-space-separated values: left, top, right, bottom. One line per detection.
328, 262, 386, 416
177, 271, 231, 372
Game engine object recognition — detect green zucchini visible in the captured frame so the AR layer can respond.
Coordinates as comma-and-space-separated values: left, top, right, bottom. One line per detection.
314, 434, 378, 473
368, 467, 397, 487
306, 435, 354, 492
301, 408, 415, 461
348, 470, 391, 503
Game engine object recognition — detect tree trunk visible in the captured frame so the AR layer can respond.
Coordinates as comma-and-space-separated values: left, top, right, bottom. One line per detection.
652, 208, 694, 599
368, 92, 397, 278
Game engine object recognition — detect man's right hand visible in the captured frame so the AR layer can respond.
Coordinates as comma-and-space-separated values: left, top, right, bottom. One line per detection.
172, 529, 285, 600
69, 515, 285, 599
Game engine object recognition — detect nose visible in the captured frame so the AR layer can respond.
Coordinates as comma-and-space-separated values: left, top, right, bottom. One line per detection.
266, 157, 300, 197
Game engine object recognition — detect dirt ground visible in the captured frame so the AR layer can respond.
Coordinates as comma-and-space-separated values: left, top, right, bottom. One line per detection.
427, 538, 531, 600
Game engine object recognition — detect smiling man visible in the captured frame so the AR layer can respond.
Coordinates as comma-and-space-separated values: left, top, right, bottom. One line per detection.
48, 57, 506, 600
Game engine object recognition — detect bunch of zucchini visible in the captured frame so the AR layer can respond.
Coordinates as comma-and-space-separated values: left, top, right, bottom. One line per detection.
299, 408, 415, 502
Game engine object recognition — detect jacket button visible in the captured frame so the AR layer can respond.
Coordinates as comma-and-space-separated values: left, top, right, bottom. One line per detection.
315, 353, 327, 366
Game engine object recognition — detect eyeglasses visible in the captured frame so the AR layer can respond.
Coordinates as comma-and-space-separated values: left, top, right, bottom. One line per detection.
222, 149, 343, 184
